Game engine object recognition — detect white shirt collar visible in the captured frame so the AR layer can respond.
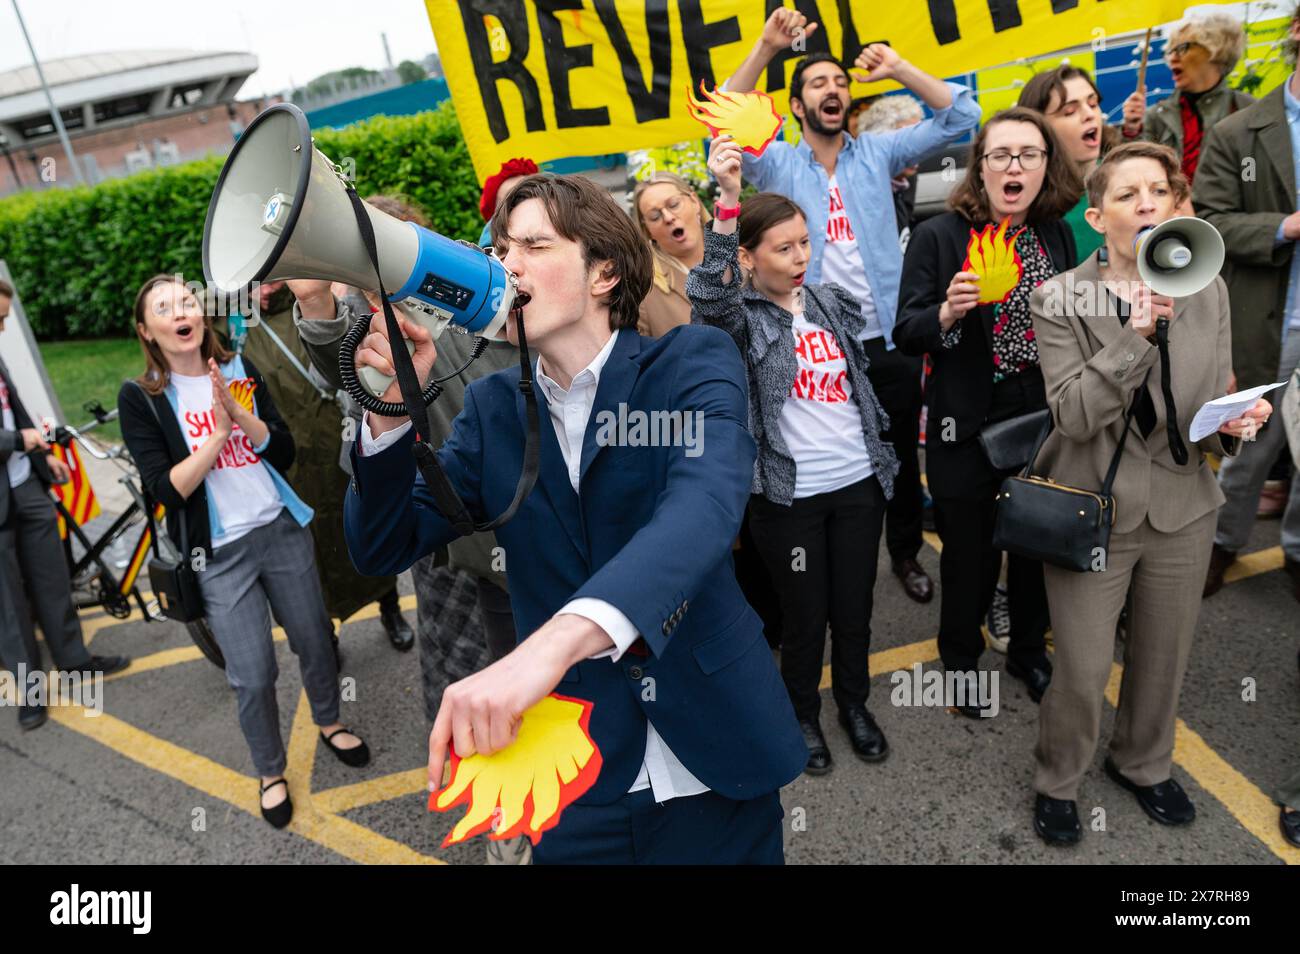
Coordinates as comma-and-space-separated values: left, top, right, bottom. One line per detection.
535, 328, 621, 403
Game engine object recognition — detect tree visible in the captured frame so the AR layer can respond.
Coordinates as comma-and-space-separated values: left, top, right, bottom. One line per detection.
396, 60, 427, 85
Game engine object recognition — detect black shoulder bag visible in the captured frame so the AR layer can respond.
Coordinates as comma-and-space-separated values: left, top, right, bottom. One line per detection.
134, 383, 206, 622
992, 374, 1148, 573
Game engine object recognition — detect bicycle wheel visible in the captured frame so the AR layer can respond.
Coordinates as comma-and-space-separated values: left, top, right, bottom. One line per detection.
185, 618, 227, 669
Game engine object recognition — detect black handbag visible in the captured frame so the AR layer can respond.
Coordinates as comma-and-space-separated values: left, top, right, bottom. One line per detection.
135, 384, 206, 622
979, 408, 1051, 471
992, 379, 1146, 573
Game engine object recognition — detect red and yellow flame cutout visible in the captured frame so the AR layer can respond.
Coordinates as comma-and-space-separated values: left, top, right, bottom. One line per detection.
686, 82, 782, 157
430, 693, 602, 846
227, 378, 257, 414
962, 218, 1024, 304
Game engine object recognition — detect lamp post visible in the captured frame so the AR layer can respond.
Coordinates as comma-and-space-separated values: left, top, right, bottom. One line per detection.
10, 0, 85, 185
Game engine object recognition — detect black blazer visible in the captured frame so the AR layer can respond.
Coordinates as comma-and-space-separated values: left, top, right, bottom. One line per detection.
117, 356, 295, 557
893, 210, 1075, 441
0, 359, 54, 526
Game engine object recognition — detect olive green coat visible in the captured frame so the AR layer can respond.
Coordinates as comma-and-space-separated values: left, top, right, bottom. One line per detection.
1140, 82, 1255, 166
1193, 84, 1295, 391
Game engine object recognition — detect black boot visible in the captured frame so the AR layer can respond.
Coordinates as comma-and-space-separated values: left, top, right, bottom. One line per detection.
378, 591, 413, 652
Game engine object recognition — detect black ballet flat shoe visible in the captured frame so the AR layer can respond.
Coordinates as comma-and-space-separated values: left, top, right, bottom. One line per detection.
259, 778, 292, 829
1033, 793, 1081, 846
320, 726, 371, 767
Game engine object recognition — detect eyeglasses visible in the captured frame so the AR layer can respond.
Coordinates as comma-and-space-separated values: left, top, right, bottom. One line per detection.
980, 148, 1046, 172
643, 194, 688, 224
1164, 41, 1205, 60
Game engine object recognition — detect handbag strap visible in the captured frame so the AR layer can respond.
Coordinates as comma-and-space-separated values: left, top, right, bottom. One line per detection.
133, 381, 190, 561
1023, 370, 1152, 493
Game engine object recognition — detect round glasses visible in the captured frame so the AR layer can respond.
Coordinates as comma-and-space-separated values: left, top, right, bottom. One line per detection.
643, 193, 688, 225
1164, 41, 1206, 60
980, 148, 1046, 172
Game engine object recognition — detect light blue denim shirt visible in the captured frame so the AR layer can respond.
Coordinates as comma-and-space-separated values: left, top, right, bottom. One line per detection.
735, 81, 981, 349
163, 353, 313, 543
1273, 76, 1300, 349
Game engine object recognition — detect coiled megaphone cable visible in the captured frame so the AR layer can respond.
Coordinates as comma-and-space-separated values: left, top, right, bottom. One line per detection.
338, 316, 490, 417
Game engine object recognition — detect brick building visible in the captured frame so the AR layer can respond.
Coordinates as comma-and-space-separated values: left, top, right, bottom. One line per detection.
0, 50, 266, 196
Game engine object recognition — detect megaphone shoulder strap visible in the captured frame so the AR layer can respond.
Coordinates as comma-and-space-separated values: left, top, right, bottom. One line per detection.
342, 187, 540, 536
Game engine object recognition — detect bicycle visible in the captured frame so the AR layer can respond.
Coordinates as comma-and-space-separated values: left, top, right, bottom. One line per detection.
52, 399, 226, 669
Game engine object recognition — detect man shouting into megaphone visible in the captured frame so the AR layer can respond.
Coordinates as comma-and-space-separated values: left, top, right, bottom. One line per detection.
343, 173, 806, 864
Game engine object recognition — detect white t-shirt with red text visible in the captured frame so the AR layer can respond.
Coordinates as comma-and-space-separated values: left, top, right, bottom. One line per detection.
778, 310, 874, 499
171, 372, 282, 548
0, 374, 33, 489
822, 173, 883, 341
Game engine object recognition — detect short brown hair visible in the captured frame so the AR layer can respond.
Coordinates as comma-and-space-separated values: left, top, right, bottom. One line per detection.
1017, 65, 1119, 156
132, 274, 232, 395
491, 173, 652, 331
947, 107, 1083, 225
738, 193, 806, 251
1085, 141, 1190, 210
0, 278, 13, 299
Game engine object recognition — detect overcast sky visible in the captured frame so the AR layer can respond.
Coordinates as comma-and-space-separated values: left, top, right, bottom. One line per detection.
0, 0, 439, 97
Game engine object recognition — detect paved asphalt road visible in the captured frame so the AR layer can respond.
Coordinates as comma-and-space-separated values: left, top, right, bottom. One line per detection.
1, 512, 1296, 866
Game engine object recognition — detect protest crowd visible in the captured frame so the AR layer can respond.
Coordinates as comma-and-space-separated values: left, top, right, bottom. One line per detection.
2, 5, 1300, 865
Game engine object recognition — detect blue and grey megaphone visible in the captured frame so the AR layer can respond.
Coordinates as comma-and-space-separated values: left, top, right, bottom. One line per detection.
202, 103, 520, 408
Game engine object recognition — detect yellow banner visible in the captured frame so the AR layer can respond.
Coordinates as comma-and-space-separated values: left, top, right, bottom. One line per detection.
426, 0, 1206, 182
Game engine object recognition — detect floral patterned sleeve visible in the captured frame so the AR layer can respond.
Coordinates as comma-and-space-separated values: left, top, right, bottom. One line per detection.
939, 322, 963, 349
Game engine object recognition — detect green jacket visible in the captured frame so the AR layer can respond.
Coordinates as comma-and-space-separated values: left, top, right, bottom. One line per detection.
214, 286, 393, 620
1193, 84, 1295, 391
292, 295, 518, 591
1141, 81, 1255, 168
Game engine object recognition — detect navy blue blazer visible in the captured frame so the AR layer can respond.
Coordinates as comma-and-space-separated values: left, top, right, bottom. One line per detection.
344, 324, 806, 805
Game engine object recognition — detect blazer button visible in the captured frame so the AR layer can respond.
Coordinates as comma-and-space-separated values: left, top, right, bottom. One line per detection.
629, 665, 643, 680
1113, 368, 1125, 379
1125, 352, 1136, 362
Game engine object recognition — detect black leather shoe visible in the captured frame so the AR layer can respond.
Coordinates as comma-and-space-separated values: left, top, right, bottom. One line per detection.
892, 558, 934, 604
1034, 794, 1082, 845
259, 778, 293, 829
18, 703, 46, 731
1281, 808, 1300, 849
1006, 656, 1052, 703
1104, 758, 1195, 825
59, 654, 130, 678
321, 727, 371, 767
380, 605, 414, 652
799, 719, 832, 776
838, 705, 889, 762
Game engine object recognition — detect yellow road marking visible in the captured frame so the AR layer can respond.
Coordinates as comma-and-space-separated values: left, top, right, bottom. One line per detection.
286, 690, 319, 810
43, 702, 442, 864
315, 768, 429, 814
1102, 663, 1293, 864
1223, 546, 1285, 585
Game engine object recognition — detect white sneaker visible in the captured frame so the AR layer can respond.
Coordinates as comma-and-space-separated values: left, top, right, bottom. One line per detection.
485, 835, 532, 865
985, 584, 1011, 653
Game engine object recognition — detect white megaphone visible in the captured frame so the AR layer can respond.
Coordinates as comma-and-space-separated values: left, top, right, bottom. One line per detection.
202, 103, 520, 406
1133, 216, 1225, 298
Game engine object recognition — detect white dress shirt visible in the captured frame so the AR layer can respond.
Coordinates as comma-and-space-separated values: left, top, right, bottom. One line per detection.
359, 329, 708, 803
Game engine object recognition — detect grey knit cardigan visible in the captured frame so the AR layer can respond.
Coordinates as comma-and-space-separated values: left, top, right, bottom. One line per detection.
685, 227, 899, 506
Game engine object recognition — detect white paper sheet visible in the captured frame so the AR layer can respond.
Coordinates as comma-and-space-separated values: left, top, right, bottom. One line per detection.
1188, 382, 1286, 443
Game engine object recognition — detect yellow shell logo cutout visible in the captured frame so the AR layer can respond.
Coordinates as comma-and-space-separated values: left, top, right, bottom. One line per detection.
227, 378, 257, 413
963, 218, 1024, 305
686, 82, 782, 157
430, 693, 602, 846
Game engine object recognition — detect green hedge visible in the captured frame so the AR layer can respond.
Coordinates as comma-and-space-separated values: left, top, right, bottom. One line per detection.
0, 100, 482, 339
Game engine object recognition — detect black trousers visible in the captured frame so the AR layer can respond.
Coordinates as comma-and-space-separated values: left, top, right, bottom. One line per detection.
747, 477, 886, 722
928, 372, 1049, 672
863, 337, 925, 564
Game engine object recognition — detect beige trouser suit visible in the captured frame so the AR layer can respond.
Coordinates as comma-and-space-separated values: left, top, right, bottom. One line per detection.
1028, 253, 1239, 801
